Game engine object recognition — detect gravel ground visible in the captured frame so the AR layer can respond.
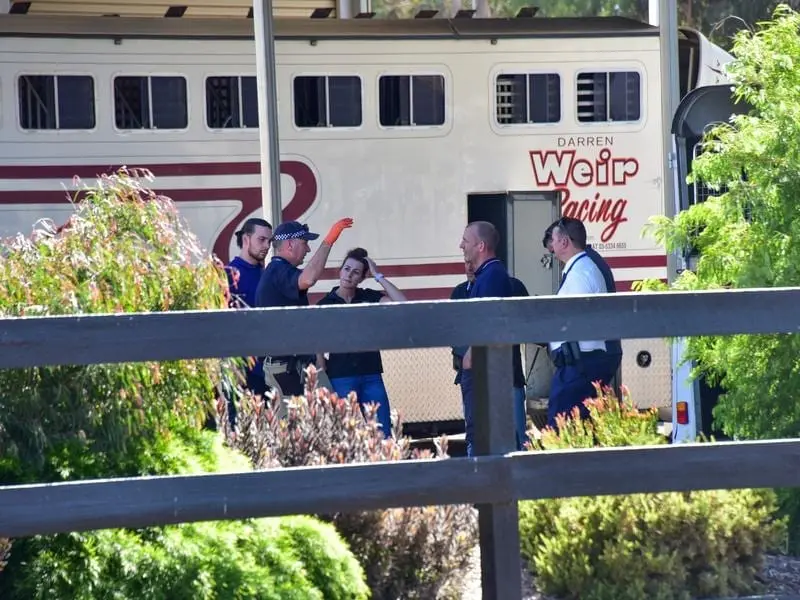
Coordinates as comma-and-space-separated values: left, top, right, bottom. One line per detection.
458, 548, 800, 600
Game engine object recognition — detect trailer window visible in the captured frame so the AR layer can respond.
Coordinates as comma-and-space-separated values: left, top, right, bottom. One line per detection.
495, 73, 560, 125
379, 75, 445, 127
18, 75, 95, 130
293, 75, 362, 128
114, 75, 188, 130
205, 76, 259, 129
576, 71, 640, 123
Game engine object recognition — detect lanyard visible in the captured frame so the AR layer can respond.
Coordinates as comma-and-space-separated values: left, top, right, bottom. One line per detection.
559, 252, 588, 291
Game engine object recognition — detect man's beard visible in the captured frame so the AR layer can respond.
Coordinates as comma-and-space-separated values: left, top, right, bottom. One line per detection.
249, 250, 267, 264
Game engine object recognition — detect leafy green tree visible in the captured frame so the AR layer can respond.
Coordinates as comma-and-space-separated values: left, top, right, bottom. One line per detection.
642, 4, 800, 441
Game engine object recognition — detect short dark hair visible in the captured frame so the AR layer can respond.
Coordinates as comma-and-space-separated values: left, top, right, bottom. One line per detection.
235, 218, 272, 248
469, 221, 500, 253
542, 221, 556, 249
551, 217, 587, 250
342, 247, 369, 277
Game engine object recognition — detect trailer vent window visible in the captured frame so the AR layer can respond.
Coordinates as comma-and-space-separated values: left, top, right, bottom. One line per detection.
114, 76, 188, 130
576, 71, 640, 123
293, 75, 362, 128
379, 75, 445, 127
495, 73, 560, 125
206, 76, 259, 129
18, 75, 95, 130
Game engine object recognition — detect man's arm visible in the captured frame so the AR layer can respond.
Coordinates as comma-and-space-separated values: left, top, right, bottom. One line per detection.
298, 218, 353, 290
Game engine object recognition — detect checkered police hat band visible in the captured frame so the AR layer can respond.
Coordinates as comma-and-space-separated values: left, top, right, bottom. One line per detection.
273, 231, 306, 241
273, 223, 311, 241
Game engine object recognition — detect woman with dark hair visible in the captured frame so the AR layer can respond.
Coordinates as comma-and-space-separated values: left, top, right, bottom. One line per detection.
316, 248, 407, 437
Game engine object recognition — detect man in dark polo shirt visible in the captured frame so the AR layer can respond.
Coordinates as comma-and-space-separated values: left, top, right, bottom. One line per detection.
255, 217, 353, 398
224, 218, 272, 422
457, 221, 514, 457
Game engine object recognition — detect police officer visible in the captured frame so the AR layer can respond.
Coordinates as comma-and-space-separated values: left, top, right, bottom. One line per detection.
255, 217, 353, 398
542, 219, 623, 367
543, 217, 622, 429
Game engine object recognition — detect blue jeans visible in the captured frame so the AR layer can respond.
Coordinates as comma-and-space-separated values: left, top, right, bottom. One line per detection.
329, 373, 393, 438
460, 369, 527, 457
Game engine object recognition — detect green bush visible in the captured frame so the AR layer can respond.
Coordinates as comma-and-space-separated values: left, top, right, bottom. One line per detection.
0, 167, 232, 482
6, 432, 369, 600
0, 171, 368, 599
220, 366, 478, 600
519, 385, 787, 600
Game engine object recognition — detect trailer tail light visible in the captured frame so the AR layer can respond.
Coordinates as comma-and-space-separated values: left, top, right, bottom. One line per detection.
676, 401, 689, 425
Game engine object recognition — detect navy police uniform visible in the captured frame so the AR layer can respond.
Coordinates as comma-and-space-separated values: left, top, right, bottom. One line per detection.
254, 221, 319, 397
547, 250, 622, 428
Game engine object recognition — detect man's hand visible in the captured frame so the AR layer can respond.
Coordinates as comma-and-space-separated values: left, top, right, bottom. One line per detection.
324, 218, 354, 246
462, 348, 472, 370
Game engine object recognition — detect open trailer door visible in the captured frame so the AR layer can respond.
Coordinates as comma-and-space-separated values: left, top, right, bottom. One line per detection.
669, 84, 752, 443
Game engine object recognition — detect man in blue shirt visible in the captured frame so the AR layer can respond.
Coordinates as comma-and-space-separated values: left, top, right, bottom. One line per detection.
224, 218, 272, 415
457, 221, 514, 457
255, 217, 353, 398
226, 218, 273, 309
450, 259, 531, 450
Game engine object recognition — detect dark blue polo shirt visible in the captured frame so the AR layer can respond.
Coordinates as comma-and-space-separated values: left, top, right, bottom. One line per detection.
469, 258, 513, 299
255, 256, 309, 309
317, 287, 385, 378
467, 259, 525, 387
226, 257, 263, 309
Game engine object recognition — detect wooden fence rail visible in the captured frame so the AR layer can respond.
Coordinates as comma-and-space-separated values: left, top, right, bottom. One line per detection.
1, 287, 800, 598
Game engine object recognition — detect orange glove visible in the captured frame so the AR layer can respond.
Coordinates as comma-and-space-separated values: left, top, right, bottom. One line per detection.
324, 217, 354, 245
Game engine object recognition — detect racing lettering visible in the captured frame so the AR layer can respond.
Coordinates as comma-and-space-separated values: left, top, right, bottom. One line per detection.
529, 148, 638, 242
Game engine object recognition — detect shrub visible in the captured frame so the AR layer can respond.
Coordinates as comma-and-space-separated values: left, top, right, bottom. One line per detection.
6, 431, 369, 600
219, 366, 479, 600
519, 384, 787, 600
0, 167, 232, 482
0, 540, 10, 574
0, 171, 366, 598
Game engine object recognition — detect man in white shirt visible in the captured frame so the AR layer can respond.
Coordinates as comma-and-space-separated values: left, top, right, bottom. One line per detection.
546, 217, 622, 429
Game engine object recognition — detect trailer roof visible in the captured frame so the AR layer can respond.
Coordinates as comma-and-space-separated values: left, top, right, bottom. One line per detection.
4, 0, 332, 20
0, 13, 659, 40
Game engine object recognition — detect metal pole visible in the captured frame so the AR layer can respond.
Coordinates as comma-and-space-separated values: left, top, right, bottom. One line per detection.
660, 0, 681, 261
337, 0, 352, 19
648, 0, 659, 25
253, 0, 283, 228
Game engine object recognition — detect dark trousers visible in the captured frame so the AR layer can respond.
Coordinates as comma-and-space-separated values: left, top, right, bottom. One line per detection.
460, 369, 527, 458
273, 370, 304, 397
548, 351, 622, 429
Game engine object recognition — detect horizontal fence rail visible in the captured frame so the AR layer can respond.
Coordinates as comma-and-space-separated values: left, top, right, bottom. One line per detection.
4, 438, 800, 539
0, 287, 799, 368
2, 287, 800, 599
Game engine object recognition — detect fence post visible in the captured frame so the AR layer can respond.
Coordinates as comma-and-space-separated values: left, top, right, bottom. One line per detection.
472, 344, 522, 600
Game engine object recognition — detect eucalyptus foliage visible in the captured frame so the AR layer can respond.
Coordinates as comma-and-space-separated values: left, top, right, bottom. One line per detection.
641, 4, 800, 440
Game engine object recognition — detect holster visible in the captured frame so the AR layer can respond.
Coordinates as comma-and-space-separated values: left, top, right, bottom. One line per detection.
262, 358, 288, 400
550, 342, 583, 370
